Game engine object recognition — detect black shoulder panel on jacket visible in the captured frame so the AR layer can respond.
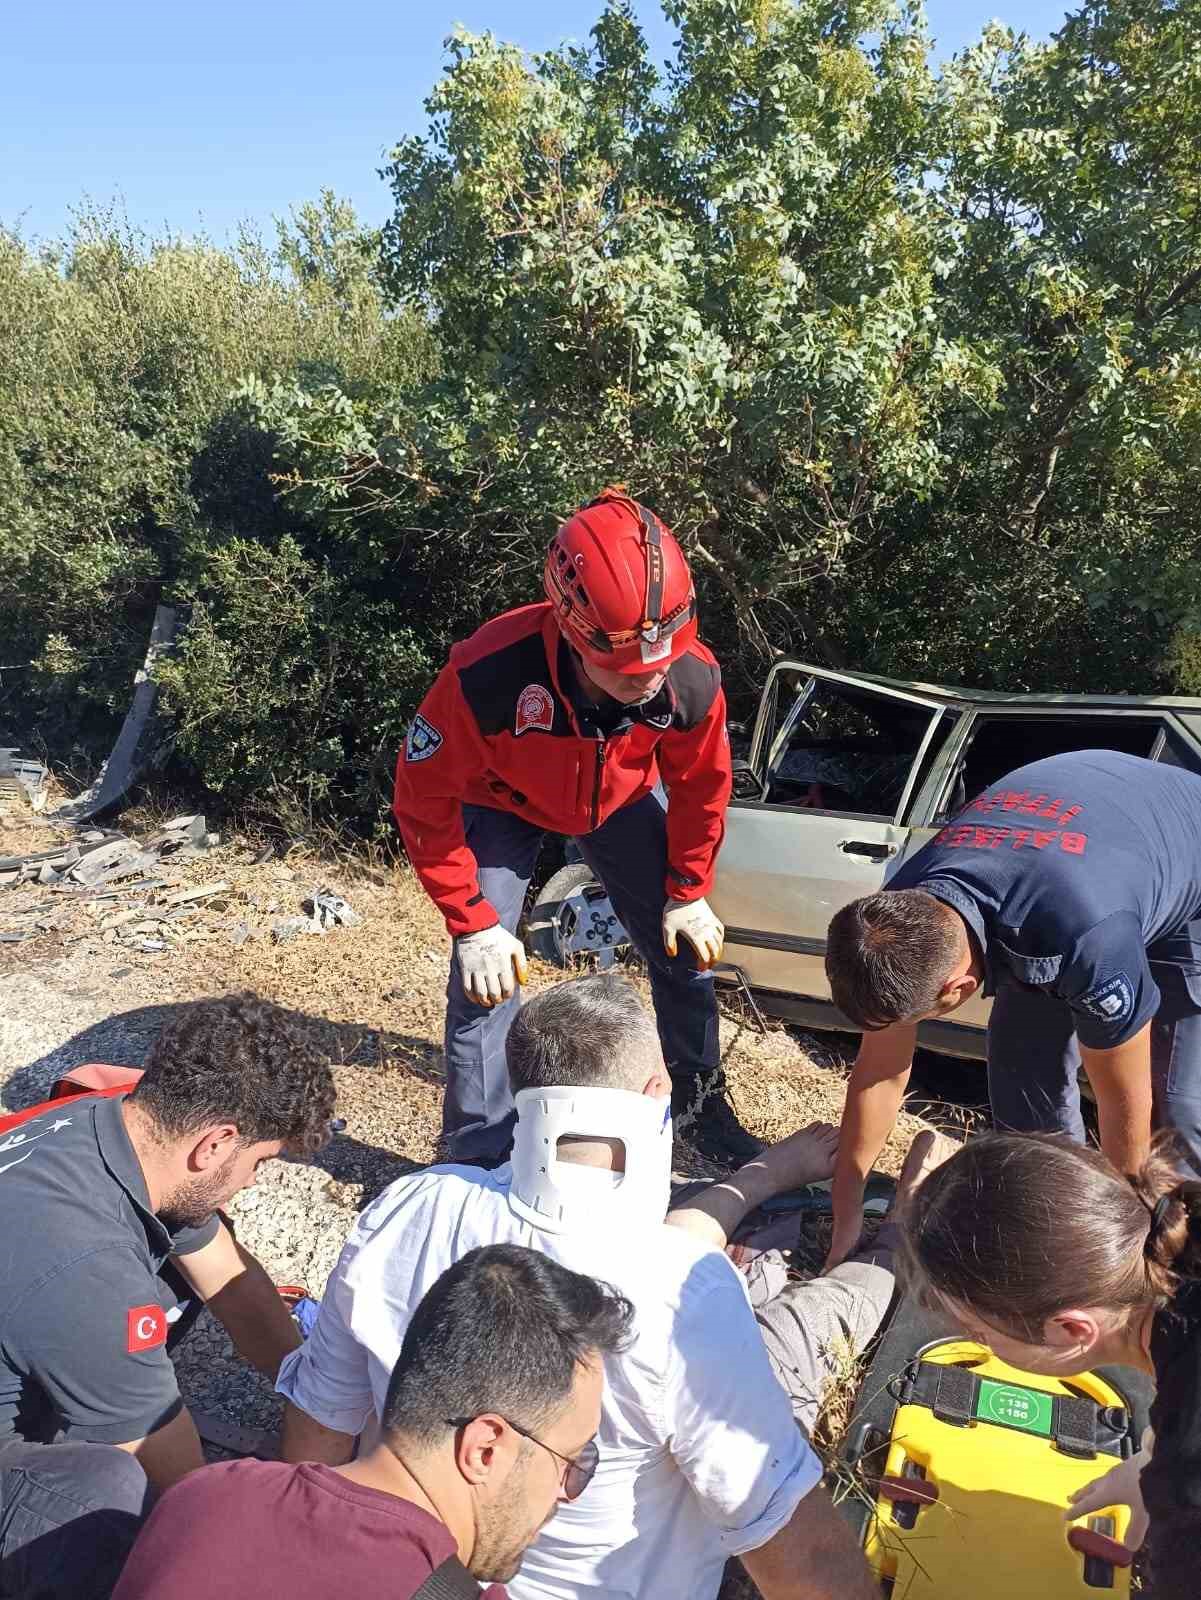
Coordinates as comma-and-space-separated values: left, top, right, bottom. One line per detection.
668, 651, 721, 731
457, 633, 571, 738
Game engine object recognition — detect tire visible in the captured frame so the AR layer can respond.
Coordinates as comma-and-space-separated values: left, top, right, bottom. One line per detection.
525, 863, 632, 970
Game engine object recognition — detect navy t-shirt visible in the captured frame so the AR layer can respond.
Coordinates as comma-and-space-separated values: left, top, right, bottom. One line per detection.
886, 751, 1201, 1048
0, 1093, 219, 1444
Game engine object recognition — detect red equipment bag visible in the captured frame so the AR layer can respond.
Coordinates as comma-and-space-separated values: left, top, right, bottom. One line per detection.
0, 1063, 143, 1135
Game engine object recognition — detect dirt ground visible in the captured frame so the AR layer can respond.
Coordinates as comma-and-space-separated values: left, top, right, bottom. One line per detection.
0, 825, 935, 1596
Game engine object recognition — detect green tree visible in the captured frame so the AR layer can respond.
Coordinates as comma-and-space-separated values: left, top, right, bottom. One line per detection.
253, 1, 994, 689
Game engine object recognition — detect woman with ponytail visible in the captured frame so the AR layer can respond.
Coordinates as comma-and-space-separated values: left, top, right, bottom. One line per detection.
902, 1133, 1201, 1597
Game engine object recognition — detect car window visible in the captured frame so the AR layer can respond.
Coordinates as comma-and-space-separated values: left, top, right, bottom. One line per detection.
934, 715, 1164, 821
763, 675, 941, 820
1154, 725, 1201, 774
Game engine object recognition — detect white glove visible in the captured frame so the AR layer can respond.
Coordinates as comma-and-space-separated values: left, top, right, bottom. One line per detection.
662, 896, 724, 967
1065, 1431, 1153, 1554
456, 925, 529, 1007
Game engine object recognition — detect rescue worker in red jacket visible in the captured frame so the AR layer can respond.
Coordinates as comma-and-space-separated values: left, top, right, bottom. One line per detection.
393, 490, 761, 1168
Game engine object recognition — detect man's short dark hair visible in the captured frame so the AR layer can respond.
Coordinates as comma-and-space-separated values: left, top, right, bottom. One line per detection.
506, 974, 660, 1095
130, 992, 336, 1156
825, 889, 962, 1028
382, 1244, 634, 1446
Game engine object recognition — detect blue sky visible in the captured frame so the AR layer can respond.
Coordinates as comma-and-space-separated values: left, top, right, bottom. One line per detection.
4, 1, 1064, 245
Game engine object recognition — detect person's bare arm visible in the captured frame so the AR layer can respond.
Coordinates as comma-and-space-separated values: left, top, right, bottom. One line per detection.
826, 1023, 917, 1269
172, 1222, 300, 1381
280, 1399, 356, 1465
668, 1125, 838, 1251
740, 1483, 879, 1600
1080, 1022, 1154, 1176
114, 1406, 205, 1492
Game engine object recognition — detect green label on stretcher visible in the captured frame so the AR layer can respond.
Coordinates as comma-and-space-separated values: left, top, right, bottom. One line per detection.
975, 1379, 1054, 1435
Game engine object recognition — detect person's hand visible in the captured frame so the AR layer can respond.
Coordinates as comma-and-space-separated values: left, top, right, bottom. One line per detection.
662, 897, 724, 966
455, 925, 529, 1007
750, 1122, 840, 1195
823, 1210, 865, 1272
1066, 1436, 1153, 1555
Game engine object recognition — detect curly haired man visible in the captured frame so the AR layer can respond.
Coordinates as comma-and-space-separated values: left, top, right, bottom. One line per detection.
0, 992, 336, 1600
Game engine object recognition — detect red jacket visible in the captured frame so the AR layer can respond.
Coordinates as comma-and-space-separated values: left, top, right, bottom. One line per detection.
393, 604, 732, 936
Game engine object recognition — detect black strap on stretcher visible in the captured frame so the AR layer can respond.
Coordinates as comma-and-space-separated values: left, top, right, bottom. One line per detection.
895, 1357, 1130, 1459
412, 1555, 483, 1599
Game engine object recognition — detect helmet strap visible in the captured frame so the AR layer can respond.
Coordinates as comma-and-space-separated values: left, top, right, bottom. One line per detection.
636, 503, 664, 639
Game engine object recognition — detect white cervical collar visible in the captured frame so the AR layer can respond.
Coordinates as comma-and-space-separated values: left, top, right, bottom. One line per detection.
508, 1085, 673, 1235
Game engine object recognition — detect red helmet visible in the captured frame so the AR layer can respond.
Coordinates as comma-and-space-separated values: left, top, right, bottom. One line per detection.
543, 490, 698, 675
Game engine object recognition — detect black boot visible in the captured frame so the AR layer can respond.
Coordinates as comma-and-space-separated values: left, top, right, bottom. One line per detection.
670, 1071, 765, 1167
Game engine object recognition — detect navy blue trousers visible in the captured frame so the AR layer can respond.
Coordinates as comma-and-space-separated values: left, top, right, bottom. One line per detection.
988, 928, 1201, 1162
0, 1439, 148, 1600
443, 793, 719, 1161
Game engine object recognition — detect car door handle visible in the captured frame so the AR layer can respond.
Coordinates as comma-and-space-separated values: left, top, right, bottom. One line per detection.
839, 839, 899, 861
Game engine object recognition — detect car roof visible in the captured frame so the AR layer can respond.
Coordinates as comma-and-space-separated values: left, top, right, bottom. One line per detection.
773, 661, 1201, 711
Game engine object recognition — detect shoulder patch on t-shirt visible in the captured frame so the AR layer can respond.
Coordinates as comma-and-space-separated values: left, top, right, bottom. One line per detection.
405, 714, 443, 763
127, 1304, 168, 1353
1078, 972, 1135, 1026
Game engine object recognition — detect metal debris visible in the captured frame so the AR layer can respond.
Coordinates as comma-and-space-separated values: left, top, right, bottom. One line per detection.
51, 604, 180, 822
0, 750, 49, 814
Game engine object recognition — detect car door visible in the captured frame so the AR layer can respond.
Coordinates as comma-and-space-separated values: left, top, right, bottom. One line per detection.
712, 664, 956, 1006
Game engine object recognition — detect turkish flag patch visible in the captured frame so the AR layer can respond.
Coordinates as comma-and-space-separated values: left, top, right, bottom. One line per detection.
127, 1304, 168, 1353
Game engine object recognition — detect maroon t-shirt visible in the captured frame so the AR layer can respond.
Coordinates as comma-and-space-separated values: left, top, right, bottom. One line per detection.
112, 1459, 508, 1599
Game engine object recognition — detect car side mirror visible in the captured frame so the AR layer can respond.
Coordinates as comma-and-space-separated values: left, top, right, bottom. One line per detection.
731, 759, 764, 802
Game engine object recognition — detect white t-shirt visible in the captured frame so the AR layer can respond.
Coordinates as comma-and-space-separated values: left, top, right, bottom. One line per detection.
277, 1163, 821, 1600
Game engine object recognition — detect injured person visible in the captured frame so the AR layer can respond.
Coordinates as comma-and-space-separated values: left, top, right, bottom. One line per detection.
668, 1125, 961, 1438
278, 972, 952, 1600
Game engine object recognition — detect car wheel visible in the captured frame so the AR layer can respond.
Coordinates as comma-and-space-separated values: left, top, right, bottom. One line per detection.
525, 864, 631, 970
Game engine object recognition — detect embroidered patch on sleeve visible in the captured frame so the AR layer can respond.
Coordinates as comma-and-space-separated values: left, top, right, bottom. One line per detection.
127, 1305, 168, 1353
405, 714, 444, 763
1077, 973, 1135, 1026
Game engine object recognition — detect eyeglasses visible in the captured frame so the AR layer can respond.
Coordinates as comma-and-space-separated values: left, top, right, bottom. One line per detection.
446, 1417, 600, 1501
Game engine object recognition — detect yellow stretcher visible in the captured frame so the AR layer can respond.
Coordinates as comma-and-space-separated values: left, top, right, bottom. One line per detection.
847, 1336, 1143, 1598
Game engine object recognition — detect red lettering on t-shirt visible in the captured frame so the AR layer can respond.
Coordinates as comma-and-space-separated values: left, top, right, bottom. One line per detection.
998, 790, 1029, 811
1032, 830, 1058, 849
1010, 828, 1032, 849
1060, 831, 1087, 854
127, 1305, 168, 1353
1058, 804, 1083, 827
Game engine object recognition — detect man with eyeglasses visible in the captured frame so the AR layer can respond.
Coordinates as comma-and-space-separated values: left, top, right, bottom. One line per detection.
113, 1245, 633, 1600
392, 488, 761, 1170
278, 976, 880, 1600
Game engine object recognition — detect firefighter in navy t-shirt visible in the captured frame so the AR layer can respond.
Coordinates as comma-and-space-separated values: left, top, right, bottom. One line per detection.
822, 750, 1201, 1265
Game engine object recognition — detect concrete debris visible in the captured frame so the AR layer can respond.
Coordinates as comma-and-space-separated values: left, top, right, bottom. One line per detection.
163, 880, 231, 907
1, 822, 365, 961
305, 888, 362, 931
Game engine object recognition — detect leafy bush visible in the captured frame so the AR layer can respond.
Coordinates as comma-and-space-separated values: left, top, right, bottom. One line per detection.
0, 193, 434, 820
6, 1, 1201, 833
